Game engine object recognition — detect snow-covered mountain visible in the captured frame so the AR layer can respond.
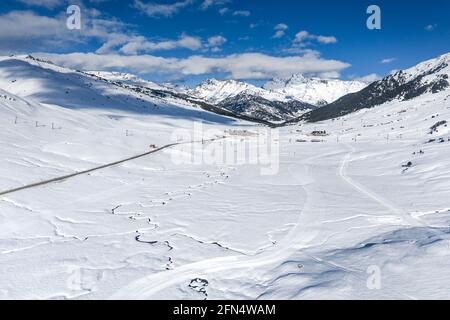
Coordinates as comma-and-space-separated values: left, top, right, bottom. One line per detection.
189, 78, 290, 104
301, 52, 450, 123
86, 71, 168, 91
189, 78, 317, 122
188, 76, 367, 122
86, 71, 191, 94
263, 74, 368, 106
0, 55, 280, 126
217, 92, 313, 123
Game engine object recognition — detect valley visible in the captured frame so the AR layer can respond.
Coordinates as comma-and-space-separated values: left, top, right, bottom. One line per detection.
0, 53, 450, 299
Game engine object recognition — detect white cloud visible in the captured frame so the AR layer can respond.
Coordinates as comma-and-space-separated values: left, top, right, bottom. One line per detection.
206, 35, 227, 52
294, 31, 309, 43
200, 0, 214, 9
177, 35, 203, 50
114, 34, 227, 55
318, 71, 341, 79
96, 34, 132, 54
389, 69, 399, 75
272, 23, 289, 38
218, 7, 229, 15
381, 57, 397, 64
200, 0, 231, 10
0, 10, 132, 54
272, 30, 285, 39
0, 10, 208, 56
275, 23, 288, 30
354, 73, 381, 83
133, 0, 194, 18
316, 35, 337, 44
425, 24, 437, 31
207, 35, 227, 46
233, 10, 251, 17
119, 34, 203, 55
16, 0, 65, 9
36, 52, 351, 80
294, 30, 337, 45
0, 11, 66, 40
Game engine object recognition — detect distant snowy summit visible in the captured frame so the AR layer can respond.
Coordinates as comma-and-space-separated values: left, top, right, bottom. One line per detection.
188, 76, 367, 122
190, 76, 367, 106
189, 78, 289, 104
263, 74, 367, 106
189, 78, 317, 122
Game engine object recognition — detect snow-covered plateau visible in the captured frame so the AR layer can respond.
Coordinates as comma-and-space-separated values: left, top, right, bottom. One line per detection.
1, 53, 450, 299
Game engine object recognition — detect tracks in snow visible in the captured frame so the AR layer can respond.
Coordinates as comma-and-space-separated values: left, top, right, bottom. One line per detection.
111, 143, 424, 299
340, 144, 422, 227
110, 152, 324, 299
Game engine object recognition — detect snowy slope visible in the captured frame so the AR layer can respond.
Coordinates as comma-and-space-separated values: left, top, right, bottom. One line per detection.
264, 74, 368, 106
114, 73, 450, 300
0, 87, 35, 117
400, 52, 450, 83
86, 71, 168, 91
0, 55, 241, 125
1, 52, 450, 300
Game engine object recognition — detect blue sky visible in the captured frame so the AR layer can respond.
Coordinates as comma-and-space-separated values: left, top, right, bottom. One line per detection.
1, 0, 450, 86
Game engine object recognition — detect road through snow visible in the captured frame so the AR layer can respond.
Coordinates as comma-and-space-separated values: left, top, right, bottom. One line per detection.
0, 139, 221, 197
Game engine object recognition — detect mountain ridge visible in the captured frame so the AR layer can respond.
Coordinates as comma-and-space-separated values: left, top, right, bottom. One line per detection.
263, 74, 367, 106
295, 52, 450, 124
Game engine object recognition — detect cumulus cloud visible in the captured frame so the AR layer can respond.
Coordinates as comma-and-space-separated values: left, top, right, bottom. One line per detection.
0, 10, 207, 56
200, 0, 231, 10
218, 7, 229, 15
119, 34, 203, 55
109, 34, 226, 55
16, 0, 65, 9
205, 35, 227, 52
315, 35, 338, 44
207, 35, 227, 46
354, 73, 381, 83
272, 23, 288, 38
36, 51, 351, 80
0, 11, 67, 41
294, 30, 337, 45
233, 10, 251, 17
0, 10, 131, 54
133, 0, 194, 18
381, 57, 397, 64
